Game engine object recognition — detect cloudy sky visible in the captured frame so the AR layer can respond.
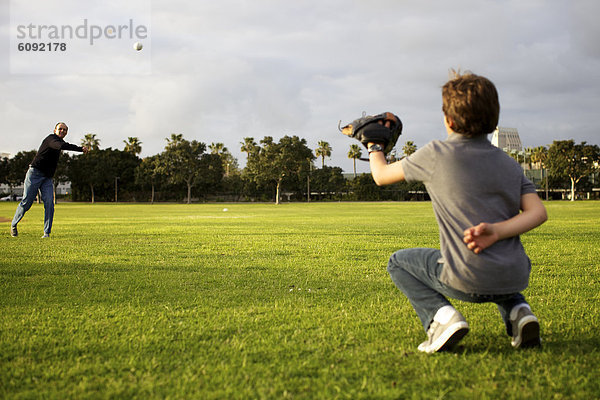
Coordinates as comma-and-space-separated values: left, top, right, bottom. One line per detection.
1, 0, 599, 173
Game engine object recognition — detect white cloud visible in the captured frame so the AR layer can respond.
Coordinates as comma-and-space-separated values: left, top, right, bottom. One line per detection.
1, 0, 599, 175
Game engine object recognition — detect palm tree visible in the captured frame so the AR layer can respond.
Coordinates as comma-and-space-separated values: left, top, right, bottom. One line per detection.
123, 137, 142, 155
209, 142, 227, 155
315, 140, 332, 168
402, 141, 417, 158
527, 146, 545, 169
347, 144, 362, 178
240, 137, 257, 160
530, 145, 549, 200
523, 147, 534, 169
210, 142, 236, 176
81, 133, 100, 150
166, 133, 184, 148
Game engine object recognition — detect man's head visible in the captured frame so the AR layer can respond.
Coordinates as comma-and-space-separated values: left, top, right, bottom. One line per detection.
54, 122, 68, 139
442, 71, 499, 137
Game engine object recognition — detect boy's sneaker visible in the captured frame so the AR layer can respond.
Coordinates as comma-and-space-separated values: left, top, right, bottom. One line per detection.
11, 226, 18, 237
418, 306, 469, 353
510, 304, 541, 349
41, 233, 50, 238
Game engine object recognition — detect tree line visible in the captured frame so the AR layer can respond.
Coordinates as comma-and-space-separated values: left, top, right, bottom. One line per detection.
0, 134, 598, 203
516, 141, 599, 201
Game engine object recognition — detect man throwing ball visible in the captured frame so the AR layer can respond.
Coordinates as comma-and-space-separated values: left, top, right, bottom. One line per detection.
11, 122, 88, 238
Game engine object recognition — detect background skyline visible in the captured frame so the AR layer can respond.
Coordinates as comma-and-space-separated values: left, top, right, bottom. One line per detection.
2, 0, 599, 173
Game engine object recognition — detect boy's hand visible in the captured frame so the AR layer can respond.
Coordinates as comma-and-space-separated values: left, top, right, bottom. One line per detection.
463, 222, 499, 254
463, 193, 548, 254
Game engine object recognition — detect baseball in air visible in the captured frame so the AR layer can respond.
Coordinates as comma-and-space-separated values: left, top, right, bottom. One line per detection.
133, 42, 143, 51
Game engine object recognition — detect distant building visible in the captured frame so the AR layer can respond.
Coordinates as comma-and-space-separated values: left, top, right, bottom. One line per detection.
491, 127, 522, 152
342, 172, 368, 180
0, 183, 21, 195
56, 182, 72, 195
1, 152, 11, 159
1, 182, 71, 196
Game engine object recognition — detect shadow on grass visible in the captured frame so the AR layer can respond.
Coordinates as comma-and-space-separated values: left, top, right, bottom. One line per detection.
441, 332, 600, 356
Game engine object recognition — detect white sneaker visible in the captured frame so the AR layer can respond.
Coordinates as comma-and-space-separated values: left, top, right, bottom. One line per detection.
41, 233, 50, 238
418, 306, 469, 353
510, 304, 541, 348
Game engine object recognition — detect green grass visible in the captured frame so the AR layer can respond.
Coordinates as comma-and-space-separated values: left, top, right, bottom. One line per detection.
1, 201, 599, 399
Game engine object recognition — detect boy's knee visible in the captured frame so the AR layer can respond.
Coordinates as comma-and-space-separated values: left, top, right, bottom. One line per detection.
387, 250, 406, 272
386, 260, 395, 273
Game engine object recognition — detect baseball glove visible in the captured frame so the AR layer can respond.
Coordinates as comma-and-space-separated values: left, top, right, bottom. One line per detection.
339, 112, 402, 155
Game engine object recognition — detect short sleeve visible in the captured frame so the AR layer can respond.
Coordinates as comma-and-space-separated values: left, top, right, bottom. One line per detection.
521, 174, 537, 195
400, 141, 439, 183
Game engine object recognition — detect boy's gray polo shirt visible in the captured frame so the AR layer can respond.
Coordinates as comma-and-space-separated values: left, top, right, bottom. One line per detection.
401, 133, 537, 294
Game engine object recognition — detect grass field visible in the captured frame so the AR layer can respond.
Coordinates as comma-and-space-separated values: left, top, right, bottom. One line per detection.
1, 201, 599, 399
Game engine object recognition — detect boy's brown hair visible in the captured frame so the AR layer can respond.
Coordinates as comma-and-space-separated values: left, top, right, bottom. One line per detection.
442, 70, 499, 137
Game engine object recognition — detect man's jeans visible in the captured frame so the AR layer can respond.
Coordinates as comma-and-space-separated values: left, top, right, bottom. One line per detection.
12, 167, 55, 235
387, 248, 527, 335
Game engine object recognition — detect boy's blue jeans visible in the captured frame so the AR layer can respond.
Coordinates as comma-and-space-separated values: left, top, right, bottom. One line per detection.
12, 167, 55, 235
387, 248, 527, 336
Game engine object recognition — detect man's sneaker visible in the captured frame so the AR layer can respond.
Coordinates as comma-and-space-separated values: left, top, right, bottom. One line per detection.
418, 306, 469, 353
41, 233, 50, 238
510, 304, 541, 349
11, 226, 18, 237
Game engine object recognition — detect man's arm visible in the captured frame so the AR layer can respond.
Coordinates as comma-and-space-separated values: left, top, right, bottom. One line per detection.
47, 135, 87, 153
463, 192, 548, 254
61, 142, 87, 153
368, 146, 406, 185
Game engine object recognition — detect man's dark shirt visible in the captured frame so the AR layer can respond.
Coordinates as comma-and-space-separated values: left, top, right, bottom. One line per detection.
30, 134, 83, 177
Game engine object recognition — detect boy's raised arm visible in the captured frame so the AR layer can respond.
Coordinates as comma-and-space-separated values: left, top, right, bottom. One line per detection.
368, 146, 406, 186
